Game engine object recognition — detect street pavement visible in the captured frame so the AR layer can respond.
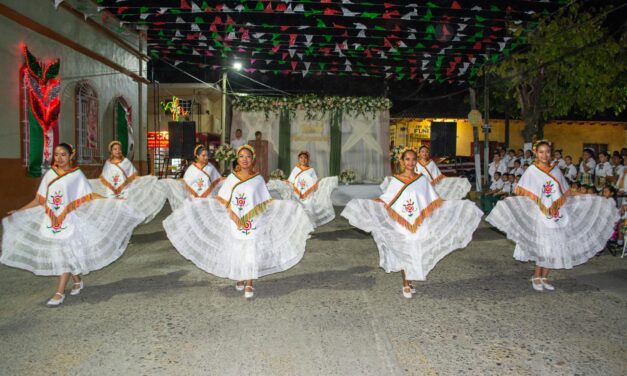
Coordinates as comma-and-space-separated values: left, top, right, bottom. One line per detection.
0, 207, 625, 375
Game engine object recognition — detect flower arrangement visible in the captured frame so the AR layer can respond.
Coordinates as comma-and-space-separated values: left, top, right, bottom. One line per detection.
339, 169, 356, 184
232, 95, 392, 120
213, 144, 236, 163
269, 169, 286, 180
389, 144, 406, 162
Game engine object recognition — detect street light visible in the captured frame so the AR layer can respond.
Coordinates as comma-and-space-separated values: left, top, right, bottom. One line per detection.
233, 61, 242, 71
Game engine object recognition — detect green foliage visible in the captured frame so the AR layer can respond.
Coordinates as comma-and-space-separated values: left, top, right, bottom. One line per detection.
488, 4, 626, 140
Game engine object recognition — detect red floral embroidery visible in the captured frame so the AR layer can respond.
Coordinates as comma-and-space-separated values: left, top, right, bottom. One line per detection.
402, 199, 416, 217
48, 191, 63, 211
240, 219, 256, 235
112, 175, 120, 186
47, 222, 66, 234
233, 193, 247, 212
542, 181, 554, 198
196, 178, 205, 192
298, 179, 307, 190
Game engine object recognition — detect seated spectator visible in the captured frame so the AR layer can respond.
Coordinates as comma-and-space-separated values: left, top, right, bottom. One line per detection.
510, 159, 524, 177
563, 156, 578, 183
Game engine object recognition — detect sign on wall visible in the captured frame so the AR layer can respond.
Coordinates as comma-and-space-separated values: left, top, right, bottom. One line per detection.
21, 46, 60, 177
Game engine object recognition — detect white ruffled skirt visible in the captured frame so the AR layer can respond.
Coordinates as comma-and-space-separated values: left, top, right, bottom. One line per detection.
341, 199, 483, 281
1, 199, 143, 276
158, 178, 224, 211
90, 176, 167, 223
379, 176, 471, 200
266, 179, 298, 200
266, 177, 338, 227
162, 199, 314, 281
486, 195, 619, 269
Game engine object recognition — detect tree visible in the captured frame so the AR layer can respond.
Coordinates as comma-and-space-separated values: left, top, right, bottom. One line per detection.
487, 4, 627, 142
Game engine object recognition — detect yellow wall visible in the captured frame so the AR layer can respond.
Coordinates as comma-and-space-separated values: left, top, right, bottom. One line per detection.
391, 118, 626, 158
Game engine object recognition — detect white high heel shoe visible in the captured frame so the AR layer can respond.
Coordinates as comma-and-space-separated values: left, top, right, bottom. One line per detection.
46, 292, 65, 306
244, 286, 255, 299
408, 283, 416, 294
402, 286, 413, 299
531, 277, 544, 292
70, 280, 84, 296
541, 278, 555, 291
235, 281, 245, 292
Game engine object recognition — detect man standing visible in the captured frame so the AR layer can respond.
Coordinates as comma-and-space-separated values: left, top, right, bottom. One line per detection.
230, 129, 246, 168
249, 131, 269, 180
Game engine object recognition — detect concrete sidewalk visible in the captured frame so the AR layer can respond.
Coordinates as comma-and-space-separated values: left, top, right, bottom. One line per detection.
0, 208, 625, 375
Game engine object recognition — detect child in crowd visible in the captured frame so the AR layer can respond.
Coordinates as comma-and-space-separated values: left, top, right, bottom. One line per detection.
506, 149, 517, 169
578, 148, 596, 187
523, 149, 534, 165
481, 172, 504, 213
487, 172, 504, 194
513, 175, 521, 193
500, 149, 509, 167
552, 150, 566, 169
579, 185, 589, 194
510, 159, 524, 177
610, 154, 624, 188
595, 152, 612, 191
563, 156, 578, 182
523, 163, 530, 172
492, 173, 512, 198
488, 154, 507, 182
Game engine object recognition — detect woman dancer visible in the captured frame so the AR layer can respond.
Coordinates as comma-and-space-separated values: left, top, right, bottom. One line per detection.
1, 143, 143, 306
267, 151, 337, 227
91, 141, 166, 223
342, 147, 482, 298
486, 141, 619, 291
163, 145, 313, 299
160, 145, 223, 211
381, 146, 470, 200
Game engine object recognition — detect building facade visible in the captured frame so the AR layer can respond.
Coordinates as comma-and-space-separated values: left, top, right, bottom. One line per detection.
0, 0, 148, 216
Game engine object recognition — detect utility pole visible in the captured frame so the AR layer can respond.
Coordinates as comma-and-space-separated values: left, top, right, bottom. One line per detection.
221, 70, 227, 145
482, 49, 492, 186
468, 88, 482, 191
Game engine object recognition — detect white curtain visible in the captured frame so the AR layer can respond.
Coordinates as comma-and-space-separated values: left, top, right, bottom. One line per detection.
230, 111, 280, 173
340, 111, 390, 183
289, 111, 330, 177
231, 109, 390, 182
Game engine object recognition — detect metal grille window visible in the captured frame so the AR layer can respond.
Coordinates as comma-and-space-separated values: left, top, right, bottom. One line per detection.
75, 82, 99, 164
179, 99, 193, 116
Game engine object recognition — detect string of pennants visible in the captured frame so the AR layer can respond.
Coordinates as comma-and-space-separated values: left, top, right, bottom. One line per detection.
90, 0, 567, 83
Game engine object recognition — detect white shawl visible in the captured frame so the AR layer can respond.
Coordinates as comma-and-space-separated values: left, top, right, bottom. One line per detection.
183, 162, 222, 198
99, 158, 137, 198
414, 159, 444, 185
515, 163, 570, 218
287, 166, 319, 199
216, 173, 272, 233
378, 174, 442, 233
36, 166, 93, 237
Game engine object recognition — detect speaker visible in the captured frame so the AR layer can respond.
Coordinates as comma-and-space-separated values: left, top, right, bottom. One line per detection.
168, 121, 196, 159
430, 122, 457, 157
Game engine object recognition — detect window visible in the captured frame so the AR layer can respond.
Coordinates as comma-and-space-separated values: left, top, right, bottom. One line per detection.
75, 82, 99, 164
583, 143, 608, 156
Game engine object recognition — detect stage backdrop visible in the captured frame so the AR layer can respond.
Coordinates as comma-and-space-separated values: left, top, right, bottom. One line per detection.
231, 96, 391, 183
